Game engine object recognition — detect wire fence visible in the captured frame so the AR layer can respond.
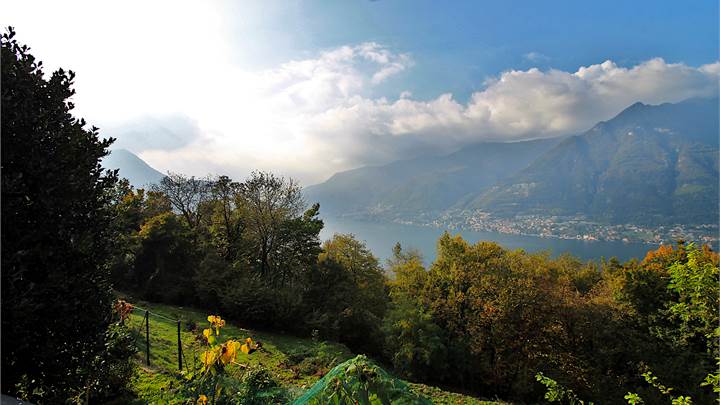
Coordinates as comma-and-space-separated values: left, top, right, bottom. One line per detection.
122, 303, 190, 372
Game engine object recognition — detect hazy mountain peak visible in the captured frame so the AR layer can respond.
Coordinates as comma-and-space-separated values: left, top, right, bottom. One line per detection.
102, 149, 165, 188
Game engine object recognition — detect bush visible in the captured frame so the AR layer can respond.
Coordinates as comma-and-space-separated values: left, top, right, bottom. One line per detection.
237, 366, 290, 405
89, 323, 137, 401
281, 342, 350, 379
382, 298, 447, 382
294, 355, 432, 404
303, 234, 388, 354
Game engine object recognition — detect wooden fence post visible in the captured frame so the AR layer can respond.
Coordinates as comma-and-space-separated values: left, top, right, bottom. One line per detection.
177, 319, 183, 371
145, 310, 150, 366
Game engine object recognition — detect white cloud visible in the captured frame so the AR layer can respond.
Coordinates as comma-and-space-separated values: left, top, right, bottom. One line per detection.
523, 51, 549, 62
2, 1, 718, 185
288, 57, 718, 179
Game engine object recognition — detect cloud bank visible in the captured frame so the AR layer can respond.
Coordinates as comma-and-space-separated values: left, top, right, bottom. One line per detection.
133, 49, 717, 184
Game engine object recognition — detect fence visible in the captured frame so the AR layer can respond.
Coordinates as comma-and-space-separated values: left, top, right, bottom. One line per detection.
123, 303, 186, 371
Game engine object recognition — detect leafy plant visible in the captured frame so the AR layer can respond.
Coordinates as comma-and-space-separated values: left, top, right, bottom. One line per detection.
535, 372, 593, 405
237, 366, 290, 405
623, 370, 696, 405
301, 355, 431, 405
624, 392, 644, 404
181, 315, 255, 405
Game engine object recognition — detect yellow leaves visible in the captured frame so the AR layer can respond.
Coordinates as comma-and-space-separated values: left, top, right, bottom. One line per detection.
202, 328, 216, 345
207, 315, 225, 328
220, 340, 242, 365
200, 349, 218, 370
197, 394, 208, 405
207, 315, 226, 334
241, 337, 258, 354
198, 314, 254, 375
200, 339, 244, 373
642, 244, 675, 264
112, 299, 133, 322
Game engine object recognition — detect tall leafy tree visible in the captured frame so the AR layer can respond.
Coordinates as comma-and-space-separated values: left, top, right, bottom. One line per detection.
237, 171, 307, 281
133, 212, 201, 304
305, 234, 388, 353
151, 172, 212, 229
1, 28, 122, 401
207, 175, 243, 261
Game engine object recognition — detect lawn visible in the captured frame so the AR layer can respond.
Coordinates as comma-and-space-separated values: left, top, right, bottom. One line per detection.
117, 296, 502, 404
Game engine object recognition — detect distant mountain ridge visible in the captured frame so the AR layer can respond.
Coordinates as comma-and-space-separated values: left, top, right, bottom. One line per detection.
472, 97, 718, 225
306, 97, 719, 227
102, 149, 165, 188
305, 138, 563, 221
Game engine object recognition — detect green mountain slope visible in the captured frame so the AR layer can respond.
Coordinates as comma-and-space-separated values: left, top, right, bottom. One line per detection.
471, 97, 719, 225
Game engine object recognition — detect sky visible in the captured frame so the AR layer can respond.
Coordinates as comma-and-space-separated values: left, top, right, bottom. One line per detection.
2, 0, 719, 185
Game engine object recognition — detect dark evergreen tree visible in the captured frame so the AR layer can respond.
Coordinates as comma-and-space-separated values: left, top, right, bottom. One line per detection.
1, 27, 123, 402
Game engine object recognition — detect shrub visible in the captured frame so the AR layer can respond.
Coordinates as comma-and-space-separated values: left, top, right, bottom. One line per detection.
237, 366, 290, 405
382, 298, 447, 381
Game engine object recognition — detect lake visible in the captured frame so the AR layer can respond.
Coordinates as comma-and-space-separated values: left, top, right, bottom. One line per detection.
320, 216, 661, 265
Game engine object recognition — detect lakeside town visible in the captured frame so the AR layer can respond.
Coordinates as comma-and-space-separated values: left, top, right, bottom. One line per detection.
426, 210, 719, 245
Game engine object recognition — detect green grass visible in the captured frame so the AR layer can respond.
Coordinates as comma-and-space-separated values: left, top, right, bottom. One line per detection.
408, 384, 508, 405
118, 297, 500, 404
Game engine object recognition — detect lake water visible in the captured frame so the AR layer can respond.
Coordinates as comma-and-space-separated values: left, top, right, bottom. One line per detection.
320, 216, 661, 265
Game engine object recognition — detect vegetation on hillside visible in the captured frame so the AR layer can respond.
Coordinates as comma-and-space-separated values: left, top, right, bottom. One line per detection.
117, 299, 490, 404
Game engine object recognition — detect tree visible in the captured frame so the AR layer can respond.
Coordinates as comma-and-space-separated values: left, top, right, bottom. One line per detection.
386, 242, 427, 302
665, 243, 719, 354
382, 297, 447, 381
409, 233, 644, 402
207, 175, 243, 261
306, 234, 388, 353
1, 27, 127, 402
132, 212, 201, 304
383, 243, 446, 381
152, 172, 212, 229
107, 183, 174, 290
236, 171, 307, 281
273, 202, 324, 284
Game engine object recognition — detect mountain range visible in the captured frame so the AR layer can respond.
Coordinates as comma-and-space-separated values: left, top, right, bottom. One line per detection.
304, 138, 563, 221
102, 148, 165, 188
305, 97, 719, 226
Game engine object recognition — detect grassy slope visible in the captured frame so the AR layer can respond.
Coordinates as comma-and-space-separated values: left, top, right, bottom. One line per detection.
119, 298, 501, 404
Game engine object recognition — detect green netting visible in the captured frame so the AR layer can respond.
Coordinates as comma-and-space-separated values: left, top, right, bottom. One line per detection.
291, 355, 432, 405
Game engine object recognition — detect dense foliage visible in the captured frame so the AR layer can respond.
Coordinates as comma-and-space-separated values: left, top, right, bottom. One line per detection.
383, 237, 719, 403
111, 171, 390, 354
1, 28, 134, 403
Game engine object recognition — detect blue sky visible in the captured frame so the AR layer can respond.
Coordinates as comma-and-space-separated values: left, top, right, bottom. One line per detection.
2, 0, 718, 183
224, 0, 719, 101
